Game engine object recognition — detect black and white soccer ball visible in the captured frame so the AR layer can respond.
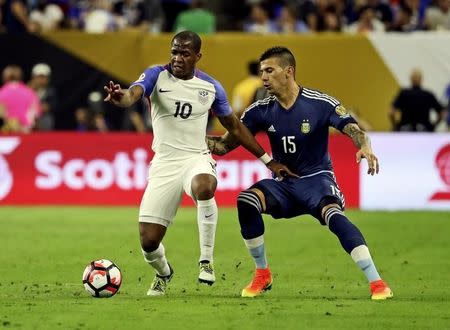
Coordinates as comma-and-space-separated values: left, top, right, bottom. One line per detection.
82, 259, 122, 298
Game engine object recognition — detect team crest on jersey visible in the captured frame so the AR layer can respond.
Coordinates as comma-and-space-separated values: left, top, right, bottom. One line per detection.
301, 119, 311, 134
198, 90, 209, 105
335, 105, 350, 118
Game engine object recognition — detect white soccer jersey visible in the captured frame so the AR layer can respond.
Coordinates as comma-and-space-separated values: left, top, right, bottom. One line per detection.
131, 65, 232, 160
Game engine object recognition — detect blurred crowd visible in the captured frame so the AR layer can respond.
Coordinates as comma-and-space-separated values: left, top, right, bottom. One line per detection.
0, 0, 449, 133
0, 63, 150, 133
0, 61, 448, 133
0, 0, 449, 34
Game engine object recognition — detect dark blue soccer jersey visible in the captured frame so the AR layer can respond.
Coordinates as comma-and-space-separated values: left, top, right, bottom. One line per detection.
241, 87, 357, 176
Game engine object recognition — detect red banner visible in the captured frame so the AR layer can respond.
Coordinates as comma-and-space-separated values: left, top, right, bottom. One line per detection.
0, 133, 359, 207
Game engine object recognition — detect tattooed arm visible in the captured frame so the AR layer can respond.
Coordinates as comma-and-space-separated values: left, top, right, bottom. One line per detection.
206, 132, 240, 156
342, 123, 379, 175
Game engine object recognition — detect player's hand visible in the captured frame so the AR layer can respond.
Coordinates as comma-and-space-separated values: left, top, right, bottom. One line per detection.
266, 160, 299, 179
104, 81, 124, 105
356, 146, 379, 175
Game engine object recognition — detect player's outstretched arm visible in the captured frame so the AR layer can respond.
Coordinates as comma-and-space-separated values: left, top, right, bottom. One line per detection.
342, 123, 379, 175
206, 132, 240, 156
103, 81, 143, 108
218, 114, 299, 178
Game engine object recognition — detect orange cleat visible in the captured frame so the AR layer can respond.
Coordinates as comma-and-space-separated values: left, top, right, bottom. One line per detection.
370, 279, 393, 300
241, 268, 273, 298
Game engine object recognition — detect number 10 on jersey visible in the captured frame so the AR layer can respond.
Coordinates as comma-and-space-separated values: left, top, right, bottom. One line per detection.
174, 101, 192, 119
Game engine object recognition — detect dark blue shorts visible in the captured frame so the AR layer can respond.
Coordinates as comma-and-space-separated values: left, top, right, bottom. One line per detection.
251, 171, 345, 225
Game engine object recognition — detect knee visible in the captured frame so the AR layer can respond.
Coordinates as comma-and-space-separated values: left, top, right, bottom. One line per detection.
194, 185, 215, 200
140, 233, 161, 252
191, 175, 217, 200
237, 190, 265, 239
319, 199, 342, 225
237, 190, 262, 213
237, 189, 265, 213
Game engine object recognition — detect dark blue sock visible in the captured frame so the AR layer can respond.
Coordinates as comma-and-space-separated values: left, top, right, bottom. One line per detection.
237, 190, 265, 239
325, 207, 366, 254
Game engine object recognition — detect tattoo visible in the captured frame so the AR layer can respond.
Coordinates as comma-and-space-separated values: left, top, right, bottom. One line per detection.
343, 123, 370, 149
206, 134, 240, 156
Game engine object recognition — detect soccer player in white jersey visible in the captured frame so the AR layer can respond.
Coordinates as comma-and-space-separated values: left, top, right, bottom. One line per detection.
104, 31, 297, 296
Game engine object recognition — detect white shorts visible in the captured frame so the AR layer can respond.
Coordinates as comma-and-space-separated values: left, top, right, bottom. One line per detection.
139, 153, 217, 227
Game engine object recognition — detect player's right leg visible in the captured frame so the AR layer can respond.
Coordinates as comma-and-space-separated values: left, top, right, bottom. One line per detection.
139, 223, 173, 296
237, 185, 272, 298
139, 160, 183, 296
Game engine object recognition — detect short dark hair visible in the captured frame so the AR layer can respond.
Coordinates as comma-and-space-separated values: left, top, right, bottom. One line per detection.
259, 46, 296, 69
172, 31, 202, 53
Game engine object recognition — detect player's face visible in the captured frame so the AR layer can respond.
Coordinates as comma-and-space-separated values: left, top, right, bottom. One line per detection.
170, 39, 202, 80
260, 57, 293, 96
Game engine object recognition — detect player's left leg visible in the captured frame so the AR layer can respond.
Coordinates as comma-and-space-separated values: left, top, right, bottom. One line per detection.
191, 173, 217, 285
184, 154, 218, 285
320, 201, 393, 300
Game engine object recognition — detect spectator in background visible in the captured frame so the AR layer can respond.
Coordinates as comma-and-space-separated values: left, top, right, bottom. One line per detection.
161, 0, 191, 32
28, 63, 58, 131
275, 4, 309, 33
320, 4, 343, 31
425, 0, 450, 30
142, 0, 164, 33
29, 1, 64, 31
220, 0, 249, 30
345, 5, 385, 33
74, 107, 90, 132
67, 0, 89, 29
301, 0, 343, 32
297, 0, 321, 31
388, 4, 416, 31
0, 65, 41, 133
3, 0, 37, 32
74, 105, 109, 133
367, 0, 394, 29
244, 3, 277, 33
173, 0, 215, 34
113, 0, 147, 30
389, 68, 445, 131
231, 60, 262, 118
83, 0, 117, 33
401, 0, 423, 29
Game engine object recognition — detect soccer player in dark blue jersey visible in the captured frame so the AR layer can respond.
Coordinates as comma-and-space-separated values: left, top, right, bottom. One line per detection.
206, 47, 393, 300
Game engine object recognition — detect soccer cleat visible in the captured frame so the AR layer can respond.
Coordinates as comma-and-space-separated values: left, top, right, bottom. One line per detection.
198, 260, 215, 285
370, 279, 393, 300
146, 264, 174, 296
241, 267, 273, 298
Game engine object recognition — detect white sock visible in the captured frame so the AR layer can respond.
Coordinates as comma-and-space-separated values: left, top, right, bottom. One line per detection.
141, 244, 170, 277
244, 235, 268, 269
350, 245, 381, 282
197, 197, 218, 263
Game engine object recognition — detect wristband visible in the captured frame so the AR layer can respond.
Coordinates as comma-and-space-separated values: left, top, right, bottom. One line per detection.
259, 153, 272, 165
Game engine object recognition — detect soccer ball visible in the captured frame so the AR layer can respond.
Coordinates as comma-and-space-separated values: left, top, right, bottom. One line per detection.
82, 259, 122, 298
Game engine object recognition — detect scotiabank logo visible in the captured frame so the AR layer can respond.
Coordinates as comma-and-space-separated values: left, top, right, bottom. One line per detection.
0, 137, 20, 200
430, 143, 450, 201
33, 151, 270, 192
35, 149, 149, 190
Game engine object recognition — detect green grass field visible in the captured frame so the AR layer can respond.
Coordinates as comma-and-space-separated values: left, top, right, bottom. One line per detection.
1, 207, 450, 329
